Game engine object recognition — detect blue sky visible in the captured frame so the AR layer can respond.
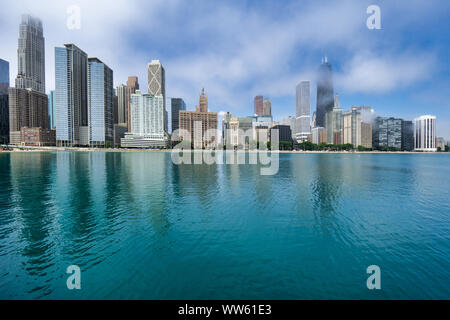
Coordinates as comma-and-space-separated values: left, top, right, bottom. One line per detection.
0, 0, 449, 138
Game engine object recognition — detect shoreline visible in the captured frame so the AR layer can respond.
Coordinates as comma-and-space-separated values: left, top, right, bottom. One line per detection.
0, 146, 446, 155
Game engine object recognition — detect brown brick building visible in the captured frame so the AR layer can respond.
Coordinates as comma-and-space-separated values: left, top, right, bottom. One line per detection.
9, 87, 48, 145
179, 111, 218, 149
20, 127, 56, 146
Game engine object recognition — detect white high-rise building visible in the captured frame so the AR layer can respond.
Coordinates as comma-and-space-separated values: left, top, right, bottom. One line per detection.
148, 60, 167, 131
121, 90, 168, 148
296, 81, 311, 142
414, 115, 437, 152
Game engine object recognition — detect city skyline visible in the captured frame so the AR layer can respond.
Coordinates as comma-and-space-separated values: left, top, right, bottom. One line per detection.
0, 1, 449, 140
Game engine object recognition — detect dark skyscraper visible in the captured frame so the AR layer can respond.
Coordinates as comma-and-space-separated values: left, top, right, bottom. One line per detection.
171, 98, 186, 133
316, 57, 334, 128
0, 58, 9, 95
401, 120, 414, 151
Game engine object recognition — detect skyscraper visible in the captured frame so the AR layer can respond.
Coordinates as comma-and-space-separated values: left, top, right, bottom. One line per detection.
343, 106, 374, 148
88, 58, 114, 147
0, 58, 9, 95
198, 88, 208, 112
126, 76, 139, 132
254, 95, 263, 116
116, 84, 127, 124
401, 120, 414, 151
148, 60, 166, 131
121, 90, 168, 148
263, 98, 272, 117
48, 90, 55, 129
414, 115, 436, 152
171, 98, 186, 134
55, 44, 88, 146
372, 117, 402, 149
316, 57, 334, 128
15, 15, 45, 93
8, 87, 48, 144
296, 81, 311, 142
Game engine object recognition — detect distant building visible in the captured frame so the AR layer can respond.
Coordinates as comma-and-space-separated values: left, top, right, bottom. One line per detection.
87, 58, 114, 148
436, 137, 446, 151
296, 81, 311, 142
0, 94, 8, 144
126, 76, 139, 132
222, 113, 254, 148
171, 98, 186, 135
254, 95, 263, 116
271, 124, 292, 143
197, 88, 208, 113
48, 90, 55, 129
121, 91, 168, 148
15, 15, 45, 93
116, 84, 127, 124
0, 58, 9, 95
401, 120, 414, 151
8, 88, 48, 145
281, 116, 296, 140
148, 60, 166, 131
414, 115, 436, 152
316, 57, 334, 128
179, 110, 218, 149
20, 127, 55, 146
113, 123, 127, 147
343, 106, 373, 148
55, 44, 88, 147
325, 94, 342, 145
263, 98, 272, 117
312, 127, 326, 145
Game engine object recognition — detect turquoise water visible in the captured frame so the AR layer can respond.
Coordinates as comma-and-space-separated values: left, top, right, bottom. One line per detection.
0, 152, 449, 299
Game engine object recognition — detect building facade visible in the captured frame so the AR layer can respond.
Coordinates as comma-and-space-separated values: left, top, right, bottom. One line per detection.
48, 90, 55, 129
20, 127, 55, 146
116, 84, 127, 125
312, 127, 326, 145
55, 44, 88, 146
316, 57, 334, 128
401, 120, 414, 151
179, 110, 218, 149
8, 87, 48, 145
254, 95, 263, 116
88, 58, 114, 147
342, 106, 373, 148
0, 94, 8, 144
15, 15, 45, 94
171, 98, 186, 135
414, 115, 436, 152
126, 76, 139, 132
0, 58, 9, 95
148, 60, 166, 131
325, 94, 342, 145
373, 117, 402, 149
121, 91, 168, 148
296, 80, 311, 142
263, 98, 272, 117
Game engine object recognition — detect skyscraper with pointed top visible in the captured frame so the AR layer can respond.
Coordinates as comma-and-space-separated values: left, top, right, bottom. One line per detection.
316, 57, 334, 128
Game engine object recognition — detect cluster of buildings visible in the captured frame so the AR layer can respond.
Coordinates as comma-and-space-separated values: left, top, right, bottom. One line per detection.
0, 14, 447, 153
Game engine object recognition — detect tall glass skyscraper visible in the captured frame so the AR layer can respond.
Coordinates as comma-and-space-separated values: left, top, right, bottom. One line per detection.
88, 58, 114, 147
15, 15, 45, 93
316, 57, 334, 128
254, 95, 263, 116
171, 98, 186, 133
296, 80, 311, 142
55, 44, 88, 146
0, 58, 9, 95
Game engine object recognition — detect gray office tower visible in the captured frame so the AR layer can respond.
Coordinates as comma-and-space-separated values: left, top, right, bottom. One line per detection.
171, 98, 186, 133
0, 58, 9, 144
15, 15, 45, 93
316, 57, 334, 128
55, 44, 88, 146
296, 81, 311, 142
